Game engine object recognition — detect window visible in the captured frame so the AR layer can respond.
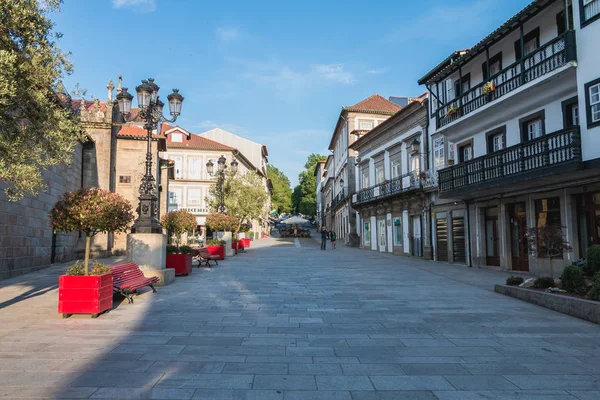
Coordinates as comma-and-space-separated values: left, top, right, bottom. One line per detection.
514, 28, 540, 60
171, 133, 183, 142
433, 137, 445, 170
520, 110, 545, 142
188, 157, 201, 179
585, 79, 600, 129
360, 121, 373, 130
458, 143, 472, 163
482, 52, 503, 80
187, 188, 201, 205
393, 217, 402, 246
391, 158, 402, 179
581, 0, 600, 27
556, 6, 574, 35
445, 78, 454, 102
171, 156, 183, 179
364, 222, 371, 246
454, 74, 471, 97
487, 127, 506, 153
562, 97, 579, 128
534, 197, 562, 258
410, 154, 420, 173
168, 189, 182, 205
119, 175, 131, 184
361, 168, 370, 189
375, 165, 384, 184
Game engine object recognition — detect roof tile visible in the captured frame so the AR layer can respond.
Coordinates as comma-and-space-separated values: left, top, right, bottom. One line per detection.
344, 94, 402, 114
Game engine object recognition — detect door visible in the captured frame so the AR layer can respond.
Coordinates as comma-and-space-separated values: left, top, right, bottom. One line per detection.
509, 202, 529, 271
452, 216, 466, 263
577, 193, 600, 256
378, 219, 386, 253
485, 207, 500, 266
412, 216, 422, 257
436, 217, 449, 261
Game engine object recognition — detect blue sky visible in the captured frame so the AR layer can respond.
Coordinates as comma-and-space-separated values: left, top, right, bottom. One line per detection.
54, 0, 530, 185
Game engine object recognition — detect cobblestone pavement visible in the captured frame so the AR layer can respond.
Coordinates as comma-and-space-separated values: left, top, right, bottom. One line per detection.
1, 236, 600, 399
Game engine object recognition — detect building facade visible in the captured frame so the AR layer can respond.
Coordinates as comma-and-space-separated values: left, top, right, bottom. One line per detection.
419, 0, 600, 276
325, 95, 401, 246
314, 160, 327, 228
350, 96, 433, 258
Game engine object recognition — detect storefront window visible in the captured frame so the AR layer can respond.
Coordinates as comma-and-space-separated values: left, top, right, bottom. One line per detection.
534, 197, 562, 257
364, 222, 371, 246
393, 217, 402, 246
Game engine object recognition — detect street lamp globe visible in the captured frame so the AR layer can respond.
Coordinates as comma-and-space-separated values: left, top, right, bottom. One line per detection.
153, 99, 164, 120
410, 138, 421, 155
230, 158, 239, 174
116, 88, 133, 116
147, 78, 159, 103
217, 155, 227, 171
136, 80, 152, 108
206, 159, 214, 175
340, 178, 344, 188
167, 89, 184, 117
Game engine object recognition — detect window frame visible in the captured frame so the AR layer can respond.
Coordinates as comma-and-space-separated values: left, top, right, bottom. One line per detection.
519, 110, 546, 142
359, 121, 374, 130
585, 77, 600, 129
580, 0, 600, 28
514, 27, 540, 61
486, 126, 507, 154
561, 96, 579, 129
457, 139, 473, 163
433, 136, 445, 171
393, 217, 402, 246
481, 52, 503, 81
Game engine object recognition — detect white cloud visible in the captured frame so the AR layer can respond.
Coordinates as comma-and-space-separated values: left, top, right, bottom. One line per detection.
367, 67, 390, 75
111, 0, 156, 12
216, 27, 240, 43
313, 64, 355, 84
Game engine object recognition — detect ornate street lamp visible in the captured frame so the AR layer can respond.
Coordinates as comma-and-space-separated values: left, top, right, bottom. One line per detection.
116, 78, 184, 233
409, 138, 421, 155
207, 155, 238, 214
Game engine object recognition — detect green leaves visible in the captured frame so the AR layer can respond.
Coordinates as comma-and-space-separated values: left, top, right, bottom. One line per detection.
267, 165, 292, 214
206, 213, 239, 232
49, 188, 135, 237
0, 0, 85, 200
292, 153, 326, 216
161, 210, 197, 236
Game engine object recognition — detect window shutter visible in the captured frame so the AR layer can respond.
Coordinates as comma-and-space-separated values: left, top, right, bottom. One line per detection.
514, 39, 522, 61
446, 78, 454, 102
482, 61, 488, 81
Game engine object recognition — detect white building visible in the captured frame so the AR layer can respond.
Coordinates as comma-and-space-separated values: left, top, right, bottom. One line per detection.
419, 0, 600, 276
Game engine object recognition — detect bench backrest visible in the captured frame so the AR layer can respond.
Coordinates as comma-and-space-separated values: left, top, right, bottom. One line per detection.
198, 248, 212, 257
111, 262, 146, 285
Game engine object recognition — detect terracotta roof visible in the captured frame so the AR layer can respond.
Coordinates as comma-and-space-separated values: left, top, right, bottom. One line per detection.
116, 125, 163, 139
343, 94, 401, 114
166, 127, 234, 151
70, 99, 109, 113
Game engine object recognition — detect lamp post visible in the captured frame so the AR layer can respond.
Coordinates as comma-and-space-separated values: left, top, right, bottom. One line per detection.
116, 78, 184, 233
206, 155, 238, 214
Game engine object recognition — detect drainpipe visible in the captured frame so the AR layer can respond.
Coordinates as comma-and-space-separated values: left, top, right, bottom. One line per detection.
425, 101, 433, 260
465, 199, 472, 268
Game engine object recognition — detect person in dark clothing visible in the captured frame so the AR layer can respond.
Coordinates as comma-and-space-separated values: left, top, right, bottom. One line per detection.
320, 227, 328, 250
330, 231, 337, 249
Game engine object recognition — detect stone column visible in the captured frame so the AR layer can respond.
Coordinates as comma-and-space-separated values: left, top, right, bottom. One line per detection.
126, 233, 175, 286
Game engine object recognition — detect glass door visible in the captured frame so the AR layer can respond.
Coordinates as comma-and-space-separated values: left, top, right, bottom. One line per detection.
378, 219, 386, 252
508, 202, 529, 271
485, 207, 500, 266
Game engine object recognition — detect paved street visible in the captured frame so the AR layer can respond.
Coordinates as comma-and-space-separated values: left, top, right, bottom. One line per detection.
1, 236, 600, 399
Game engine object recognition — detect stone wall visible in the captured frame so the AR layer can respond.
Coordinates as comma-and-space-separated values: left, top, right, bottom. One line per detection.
0, 144, 83, 280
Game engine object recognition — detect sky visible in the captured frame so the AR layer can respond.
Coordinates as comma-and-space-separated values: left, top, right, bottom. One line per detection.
54, 0, 531, 186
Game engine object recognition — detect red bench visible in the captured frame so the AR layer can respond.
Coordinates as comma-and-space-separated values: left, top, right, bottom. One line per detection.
110, 262, 159, 304
192, 248, 219, 268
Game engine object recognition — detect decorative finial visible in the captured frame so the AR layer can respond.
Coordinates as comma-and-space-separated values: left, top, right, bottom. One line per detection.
117, 75, 123, 94
107, 79, 114, 101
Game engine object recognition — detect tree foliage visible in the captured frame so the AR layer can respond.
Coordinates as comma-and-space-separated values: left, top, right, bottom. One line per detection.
1, 0, 86, 201
267, 165, 292, 214
49, 188, 134, 274
161, 210, 197, 246
205, 213, 239, 232
292, 153, 326, 216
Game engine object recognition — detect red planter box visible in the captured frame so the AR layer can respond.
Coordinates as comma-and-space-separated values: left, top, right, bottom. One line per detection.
241, 238, 251, 248
58, 274, 113, 318
232, 242, 238, 254
238, 241, 245, 251
166, 254, 192, 275
206, 245, 225, 260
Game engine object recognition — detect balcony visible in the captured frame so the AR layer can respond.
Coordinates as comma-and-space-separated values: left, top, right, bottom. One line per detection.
352, 172, 427, 207
331, 188, 348, 210
438, 127, 582, 198
436, 31, 576, 129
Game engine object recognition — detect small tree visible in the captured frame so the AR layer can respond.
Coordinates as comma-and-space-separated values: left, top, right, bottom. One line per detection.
526, 225, 573, 277
49, 188, 134, 275
161, 210, 197, 247
206, 213, 239, 233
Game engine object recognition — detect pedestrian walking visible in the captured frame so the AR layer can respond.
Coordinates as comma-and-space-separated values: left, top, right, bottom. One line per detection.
330, 230, 337, 249
320, 227, 328, 250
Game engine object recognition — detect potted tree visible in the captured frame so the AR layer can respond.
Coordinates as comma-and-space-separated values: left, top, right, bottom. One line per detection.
205, 213, 238, 259
526, 225, 573, 278
161, 210, 197, 276
49, 188, 134, 318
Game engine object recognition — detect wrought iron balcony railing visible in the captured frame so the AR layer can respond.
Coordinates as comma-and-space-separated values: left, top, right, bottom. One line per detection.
353, 171, 428, 206
436, 31, 576, 129
438, 126, 581, 194
331, 188, 348, 209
